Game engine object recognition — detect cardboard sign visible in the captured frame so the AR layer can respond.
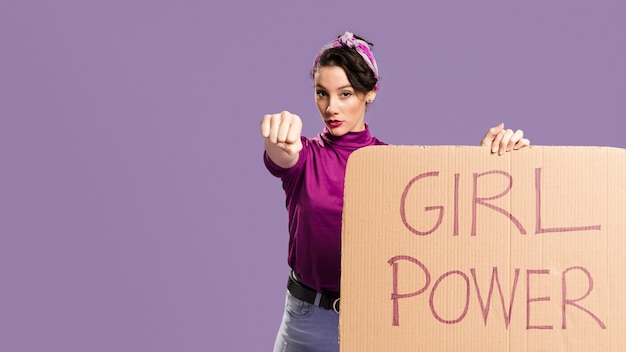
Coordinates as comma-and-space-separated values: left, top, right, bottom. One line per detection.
341, 146, 626, 352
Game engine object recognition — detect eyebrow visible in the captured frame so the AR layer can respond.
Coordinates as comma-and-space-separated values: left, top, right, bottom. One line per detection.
315, 84, 353, 91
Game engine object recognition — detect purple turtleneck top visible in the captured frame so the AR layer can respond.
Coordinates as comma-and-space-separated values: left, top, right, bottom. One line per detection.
264, 126, 386, 293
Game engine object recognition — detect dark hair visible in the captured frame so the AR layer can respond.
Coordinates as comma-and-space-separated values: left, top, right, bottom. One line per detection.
310, 35, 378, 94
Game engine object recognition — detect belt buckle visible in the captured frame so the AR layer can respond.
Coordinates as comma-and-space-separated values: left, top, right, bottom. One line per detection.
332, 297, 340, 314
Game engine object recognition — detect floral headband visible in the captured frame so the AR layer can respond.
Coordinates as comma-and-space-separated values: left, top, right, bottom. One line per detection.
312, 31, 379, 90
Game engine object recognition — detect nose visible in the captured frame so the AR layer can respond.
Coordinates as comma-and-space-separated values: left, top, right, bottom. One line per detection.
326, 97, 339, 115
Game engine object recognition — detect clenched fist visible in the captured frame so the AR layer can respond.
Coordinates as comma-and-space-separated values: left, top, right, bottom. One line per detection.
261, 111, 303, 168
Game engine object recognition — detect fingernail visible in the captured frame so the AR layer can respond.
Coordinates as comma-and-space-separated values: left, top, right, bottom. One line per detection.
492, 146, 498, 153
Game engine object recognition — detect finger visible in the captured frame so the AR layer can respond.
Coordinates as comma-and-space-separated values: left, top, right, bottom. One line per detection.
492, 129, 505, 154
481, 122, 504, 148
276, 112, 292, 143
260, 115, 272, 138
285, 114, 302, 144
506, 129, 524, 151
275, 142, 289, 153
498, 129, 514, 155
514, 138, 530, 150
281, 140, 302, 155
267, 114, 281, 144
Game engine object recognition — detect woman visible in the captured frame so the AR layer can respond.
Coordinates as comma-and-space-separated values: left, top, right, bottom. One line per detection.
260, 32, 529, 352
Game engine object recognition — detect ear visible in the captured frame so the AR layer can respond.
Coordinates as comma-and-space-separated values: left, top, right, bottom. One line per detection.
365, 90, 377, 104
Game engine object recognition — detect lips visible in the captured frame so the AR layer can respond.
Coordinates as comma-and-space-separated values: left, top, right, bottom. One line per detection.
327, 120, 343, 128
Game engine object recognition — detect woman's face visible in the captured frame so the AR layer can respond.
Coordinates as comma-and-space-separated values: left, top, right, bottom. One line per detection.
313, 65, 376, 137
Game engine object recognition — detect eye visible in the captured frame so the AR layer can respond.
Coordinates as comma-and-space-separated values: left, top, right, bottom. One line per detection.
316, 90, 328, 98
341, 91, 352, 97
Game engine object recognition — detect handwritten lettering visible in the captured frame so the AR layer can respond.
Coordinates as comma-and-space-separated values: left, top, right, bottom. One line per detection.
400, 168, 601, 236
388, 255, 606, 330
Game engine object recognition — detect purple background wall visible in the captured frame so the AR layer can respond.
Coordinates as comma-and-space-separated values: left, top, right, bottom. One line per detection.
1, 0, 624, 351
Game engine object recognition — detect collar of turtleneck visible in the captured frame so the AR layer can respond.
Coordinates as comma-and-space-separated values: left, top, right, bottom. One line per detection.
319, 123, 375, 148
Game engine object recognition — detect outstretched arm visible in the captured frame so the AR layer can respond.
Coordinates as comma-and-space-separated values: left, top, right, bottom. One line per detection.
480, 122, 530, 155
260, 111, 303, 169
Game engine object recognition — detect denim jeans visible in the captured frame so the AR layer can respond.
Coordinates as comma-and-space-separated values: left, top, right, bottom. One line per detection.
273, 290, 339, 352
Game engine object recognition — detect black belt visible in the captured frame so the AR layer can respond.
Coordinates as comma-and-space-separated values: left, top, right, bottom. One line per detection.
287, 271, 340, 313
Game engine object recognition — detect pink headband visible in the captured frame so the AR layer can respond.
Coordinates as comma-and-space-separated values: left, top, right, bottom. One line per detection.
313, 31, 379, 90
